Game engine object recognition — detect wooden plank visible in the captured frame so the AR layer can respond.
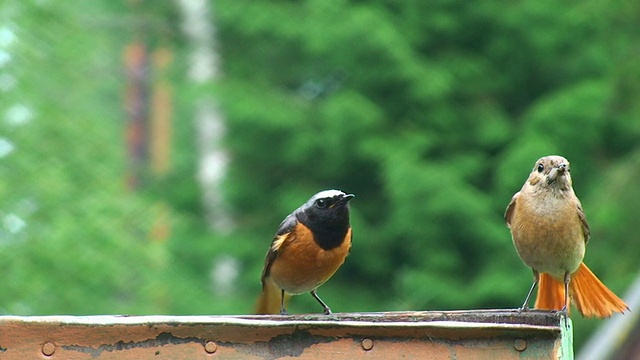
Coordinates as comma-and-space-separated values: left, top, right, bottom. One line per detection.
0, 310, 572, 359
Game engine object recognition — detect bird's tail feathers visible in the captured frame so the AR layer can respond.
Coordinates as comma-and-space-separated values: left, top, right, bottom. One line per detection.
255, 278, 290, 315
570, 262, 628, 318
534, 272, 566, 313
535, 263, 628, 318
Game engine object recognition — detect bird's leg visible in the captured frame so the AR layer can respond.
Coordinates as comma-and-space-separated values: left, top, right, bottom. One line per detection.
279, 289, 288, 315
519, 270, 539, 312
310, 289, 332, 315
559, 272, 570, 315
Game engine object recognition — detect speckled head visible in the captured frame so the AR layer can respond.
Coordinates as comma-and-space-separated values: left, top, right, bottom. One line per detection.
528, 155, 572, 190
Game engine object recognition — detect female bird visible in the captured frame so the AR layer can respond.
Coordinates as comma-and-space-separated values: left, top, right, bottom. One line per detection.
505, 155, 628, 317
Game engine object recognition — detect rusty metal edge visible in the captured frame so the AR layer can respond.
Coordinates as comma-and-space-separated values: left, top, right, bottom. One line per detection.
0, 310, 564, 335
0, 311, 571, 359
0, 316, 559, 329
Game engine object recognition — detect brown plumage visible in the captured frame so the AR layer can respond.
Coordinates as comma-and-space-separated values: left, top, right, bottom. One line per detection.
256, 190, 354, 315
505, 155, 628, 318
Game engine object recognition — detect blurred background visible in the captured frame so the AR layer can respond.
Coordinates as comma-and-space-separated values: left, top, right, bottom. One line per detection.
1, 0, 639, 356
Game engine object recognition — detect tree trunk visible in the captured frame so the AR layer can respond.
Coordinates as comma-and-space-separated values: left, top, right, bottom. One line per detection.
176, 0, 232, 232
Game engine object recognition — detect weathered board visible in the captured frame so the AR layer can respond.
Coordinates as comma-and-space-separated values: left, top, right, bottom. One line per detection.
0, 310, 572, 359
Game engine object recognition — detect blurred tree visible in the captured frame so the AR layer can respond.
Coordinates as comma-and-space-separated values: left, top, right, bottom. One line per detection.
0, 0, 166, 314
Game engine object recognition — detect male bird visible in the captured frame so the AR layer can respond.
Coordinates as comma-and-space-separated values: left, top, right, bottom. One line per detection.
505, 155, 628, 317
256, 189, 354, 315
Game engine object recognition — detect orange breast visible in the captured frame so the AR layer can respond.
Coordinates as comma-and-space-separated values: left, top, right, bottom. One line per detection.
269, 226, 351, 294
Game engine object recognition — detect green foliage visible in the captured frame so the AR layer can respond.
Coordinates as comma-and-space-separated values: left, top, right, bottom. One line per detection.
2, 0, 640, 354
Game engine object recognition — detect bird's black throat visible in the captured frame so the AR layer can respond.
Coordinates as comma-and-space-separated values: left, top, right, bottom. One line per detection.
297, 208, 350, 250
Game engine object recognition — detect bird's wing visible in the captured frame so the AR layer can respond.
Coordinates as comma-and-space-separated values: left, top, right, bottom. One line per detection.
576, 201, 591, 244
504, 191, 520, 228
261, 213, 298, 284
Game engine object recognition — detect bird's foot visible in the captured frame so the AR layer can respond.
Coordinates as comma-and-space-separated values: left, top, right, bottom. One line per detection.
555, 306, 568, 317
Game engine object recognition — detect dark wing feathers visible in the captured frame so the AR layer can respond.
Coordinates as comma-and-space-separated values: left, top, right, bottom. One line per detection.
576, 201, 590, 244
275, 213, 298, 236
261, 213, 298, 284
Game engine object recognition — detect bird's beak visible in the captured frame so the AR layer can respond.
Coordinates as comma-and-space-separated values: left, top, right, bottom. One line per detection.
332, 193, 355, 208
547, 163, 568, 184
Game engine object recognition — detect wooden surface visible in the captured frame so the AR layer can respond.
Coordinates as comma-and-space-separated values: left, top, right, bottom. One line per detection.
0, 310, 572, 359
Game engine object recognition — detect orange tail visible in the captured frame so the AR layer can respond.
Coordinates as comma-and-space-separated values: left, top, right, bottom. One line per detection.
534, 272, 566, 312
255, 277, 290, 315
570, 262, 628, 317
535, 262, 629, 318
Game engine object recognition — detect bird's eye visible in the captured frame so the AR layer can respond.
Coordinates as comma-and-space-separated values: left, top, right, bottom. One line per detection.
316, 199, 327, 209
537, 163, 544, 173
